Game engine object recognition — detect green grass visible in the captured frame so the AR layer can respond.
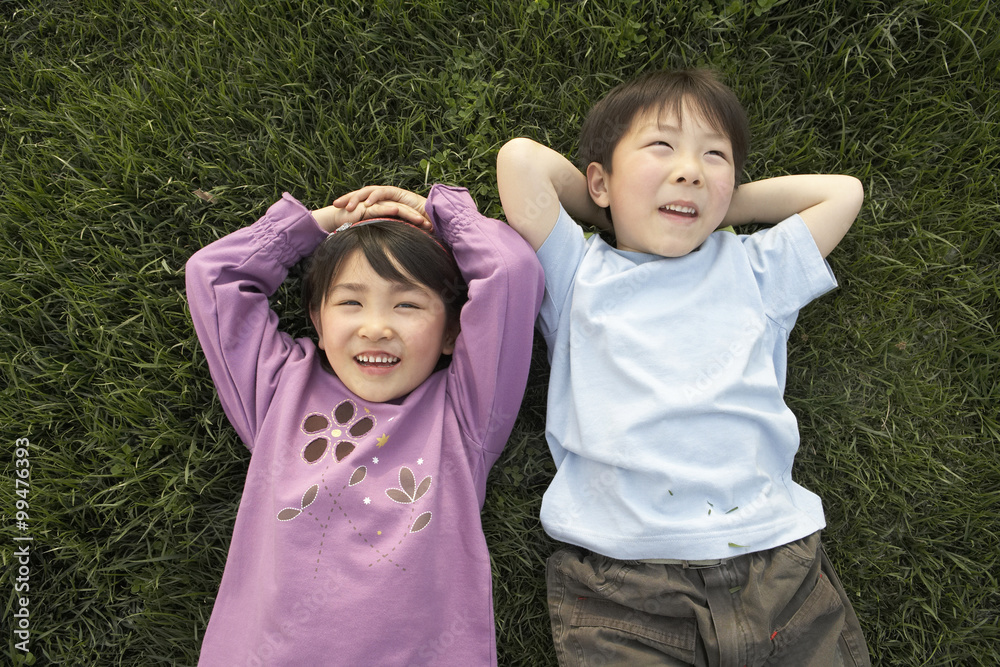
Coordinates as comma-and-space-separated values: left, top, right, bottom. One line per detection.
2, 0, 998, 664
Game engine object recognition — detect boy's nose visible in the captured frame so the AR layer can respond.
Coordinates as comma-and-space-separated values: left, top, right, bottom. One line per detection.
671, 153, 703, 185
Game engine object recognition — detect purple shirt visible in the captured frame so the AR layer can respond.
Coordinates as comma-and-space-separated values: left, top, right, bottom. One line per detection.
186, 185, 543, 666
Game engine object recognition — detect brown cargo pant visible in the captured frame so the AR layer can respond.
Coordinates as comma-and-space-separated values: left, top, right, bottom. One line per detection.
546, 531, 871, 666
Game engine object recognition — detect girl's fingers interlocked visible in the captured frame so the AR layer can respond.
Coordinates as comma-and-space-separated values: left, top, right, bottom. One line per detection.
333, 186, 429, 224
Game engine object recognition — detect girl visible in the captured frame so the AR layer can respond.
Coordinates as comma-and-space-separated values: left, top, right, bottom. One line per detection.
185, 184, 543, 665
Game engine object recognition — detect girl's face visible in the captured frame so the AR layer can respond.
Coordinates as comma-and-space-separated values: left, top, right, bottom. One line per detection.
310, 250, 456, 403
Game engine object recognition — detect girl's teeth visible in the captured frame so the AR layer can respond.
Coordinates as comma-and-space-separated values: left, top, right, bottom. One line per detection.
357, 354, 399, 364
662, 204, 696, 215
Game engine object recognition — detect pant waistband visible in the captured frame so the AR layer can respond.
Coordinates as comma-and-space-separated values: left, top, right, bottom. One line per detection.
640, 557, 729, 569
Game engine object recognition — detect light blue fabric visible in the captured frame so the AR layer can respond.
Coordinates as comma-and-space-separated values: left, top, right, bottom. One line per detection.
536, 207, 837, 560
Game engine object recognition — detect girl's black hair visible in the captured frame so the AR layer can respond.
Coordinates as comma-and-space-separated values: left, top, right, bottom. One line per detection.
302, 218, 468, 331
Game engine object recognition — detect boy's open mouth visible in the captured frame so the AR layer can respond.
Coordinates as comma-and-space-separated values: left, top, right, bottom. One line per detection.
354, 354, 400, 368
660, 204, 697, 218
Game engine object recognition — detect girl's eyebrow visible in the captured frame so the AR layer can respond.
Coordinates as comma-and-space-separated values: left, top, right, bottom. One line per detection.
328, 282, 368, 293
329, 281, 429, 295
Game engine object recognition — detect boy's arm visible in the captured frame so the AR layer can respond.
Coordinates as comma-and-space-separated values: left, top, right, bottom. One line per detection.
496, 138, 606, 250
722, 174, 864, 257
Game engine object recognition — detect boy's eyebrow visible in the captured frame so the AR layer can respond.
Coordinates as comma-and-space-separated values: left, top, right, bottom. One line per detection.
647, 121, 729, 142
649, 119, 681, 132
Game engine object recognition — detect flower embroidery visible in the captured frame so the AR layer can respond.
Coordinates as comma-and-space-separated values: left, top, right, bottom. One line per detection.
278, 400, 435, 572
299, 399, 376, 464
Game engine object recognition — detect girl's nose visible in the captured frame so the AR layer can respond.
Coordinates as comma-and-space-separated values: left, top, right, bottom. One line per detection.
359, 311, 393, 341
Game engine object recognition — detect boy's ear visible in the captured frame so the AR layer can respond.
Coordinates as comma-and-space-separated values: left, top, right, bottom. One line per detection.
309, 308, 325, 350
586, 162, 611, 208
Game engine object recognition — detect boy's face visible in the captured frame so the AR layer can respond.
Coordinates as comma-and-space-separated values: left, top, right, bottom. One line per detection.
310, 250, 456, 403
587, 100, 736, 257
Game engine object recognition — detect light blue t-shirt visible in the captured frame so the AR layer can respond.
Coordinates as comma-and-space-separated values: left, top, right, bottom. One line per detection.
536, 207, 838, 560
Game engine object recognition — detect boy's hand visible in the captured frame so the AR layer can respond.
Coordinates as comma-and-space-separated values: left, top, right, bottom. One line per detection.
329, 185, 432, 231
723, 175, 864, 257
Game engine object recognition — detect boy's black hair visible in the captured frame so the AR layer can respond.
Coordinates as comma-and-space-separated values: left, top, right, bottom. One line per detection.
302, 219, 467, 329
578, 69, 750, 186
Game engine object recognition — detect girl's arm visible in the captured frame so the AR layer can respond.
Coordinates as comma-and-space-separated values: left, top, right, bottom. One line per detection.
722, 174, 864, 257
185, 194, 326, 448
427, 185, 545, 459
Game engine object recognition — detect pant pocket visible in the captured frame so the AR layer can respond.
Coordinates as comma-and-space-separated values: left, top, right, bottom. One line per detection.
570, 596, 698, 665
766, 571, 846, 666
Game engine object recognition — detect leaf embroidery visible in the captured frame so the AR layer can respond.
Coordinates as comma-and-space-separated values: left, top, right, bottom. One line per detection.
349, 466, 367, 486
276, 484, 320, 522
385, 466, 432, 504
411, 512, 432, 533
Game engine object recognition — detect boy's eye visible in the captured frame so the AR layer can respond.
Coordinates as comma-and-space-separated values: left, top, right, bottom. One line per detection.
652, 141, 672, 148
706, 150, 729, 159
338, 300, 362, 307
396, 302, 420, 309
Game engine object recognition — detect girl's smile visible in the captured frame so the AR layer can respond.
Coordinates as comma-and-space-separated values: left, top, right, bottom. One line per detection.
310, 250, 456, 403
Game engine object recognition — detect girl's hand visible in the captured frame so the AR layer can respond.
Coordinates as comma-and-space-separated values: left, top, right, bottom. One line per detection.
332, 186, 432, 231
313, 192, 428, 233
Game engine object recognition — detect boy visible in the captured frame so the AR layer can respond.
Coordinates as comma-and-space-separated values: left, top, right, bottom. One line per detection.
497, 69, 870, 665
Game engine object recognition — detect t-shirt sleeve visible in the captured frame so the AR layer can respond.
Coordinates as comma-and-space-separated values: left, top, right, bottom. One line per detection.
741, 213, 838, 327
425, 185, 544, 459
184, 194, 327, 450
535, 205, 588, 350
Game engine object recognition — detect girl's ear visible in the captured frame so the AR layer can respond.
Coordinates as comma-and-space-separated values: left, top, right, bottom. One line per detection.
586, 162, 611, 208
441, 322, 459, 356
309, 308, 325, 350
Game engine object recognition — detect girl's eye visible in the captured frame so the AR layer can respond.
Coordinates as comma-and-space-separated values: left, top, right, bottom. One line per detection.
396, 302, 420, 310
652, 141, 672, 148
338, 300, 361, 307
707, 150, 728, 159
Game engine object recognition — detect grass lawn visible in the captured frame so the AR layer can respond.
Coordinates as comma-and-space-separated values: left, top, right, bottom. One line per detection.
2, 0, 998, 664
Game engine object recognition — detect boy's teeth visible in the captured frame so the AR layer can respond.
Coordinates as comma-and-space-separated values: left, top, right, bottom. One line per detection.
661, 204, 697, 215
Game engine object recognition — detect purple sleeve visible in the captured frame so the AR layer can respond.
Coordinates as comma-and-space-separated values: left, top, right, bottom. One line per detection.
425, 185, 545, 459
184, 193, 327, 449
